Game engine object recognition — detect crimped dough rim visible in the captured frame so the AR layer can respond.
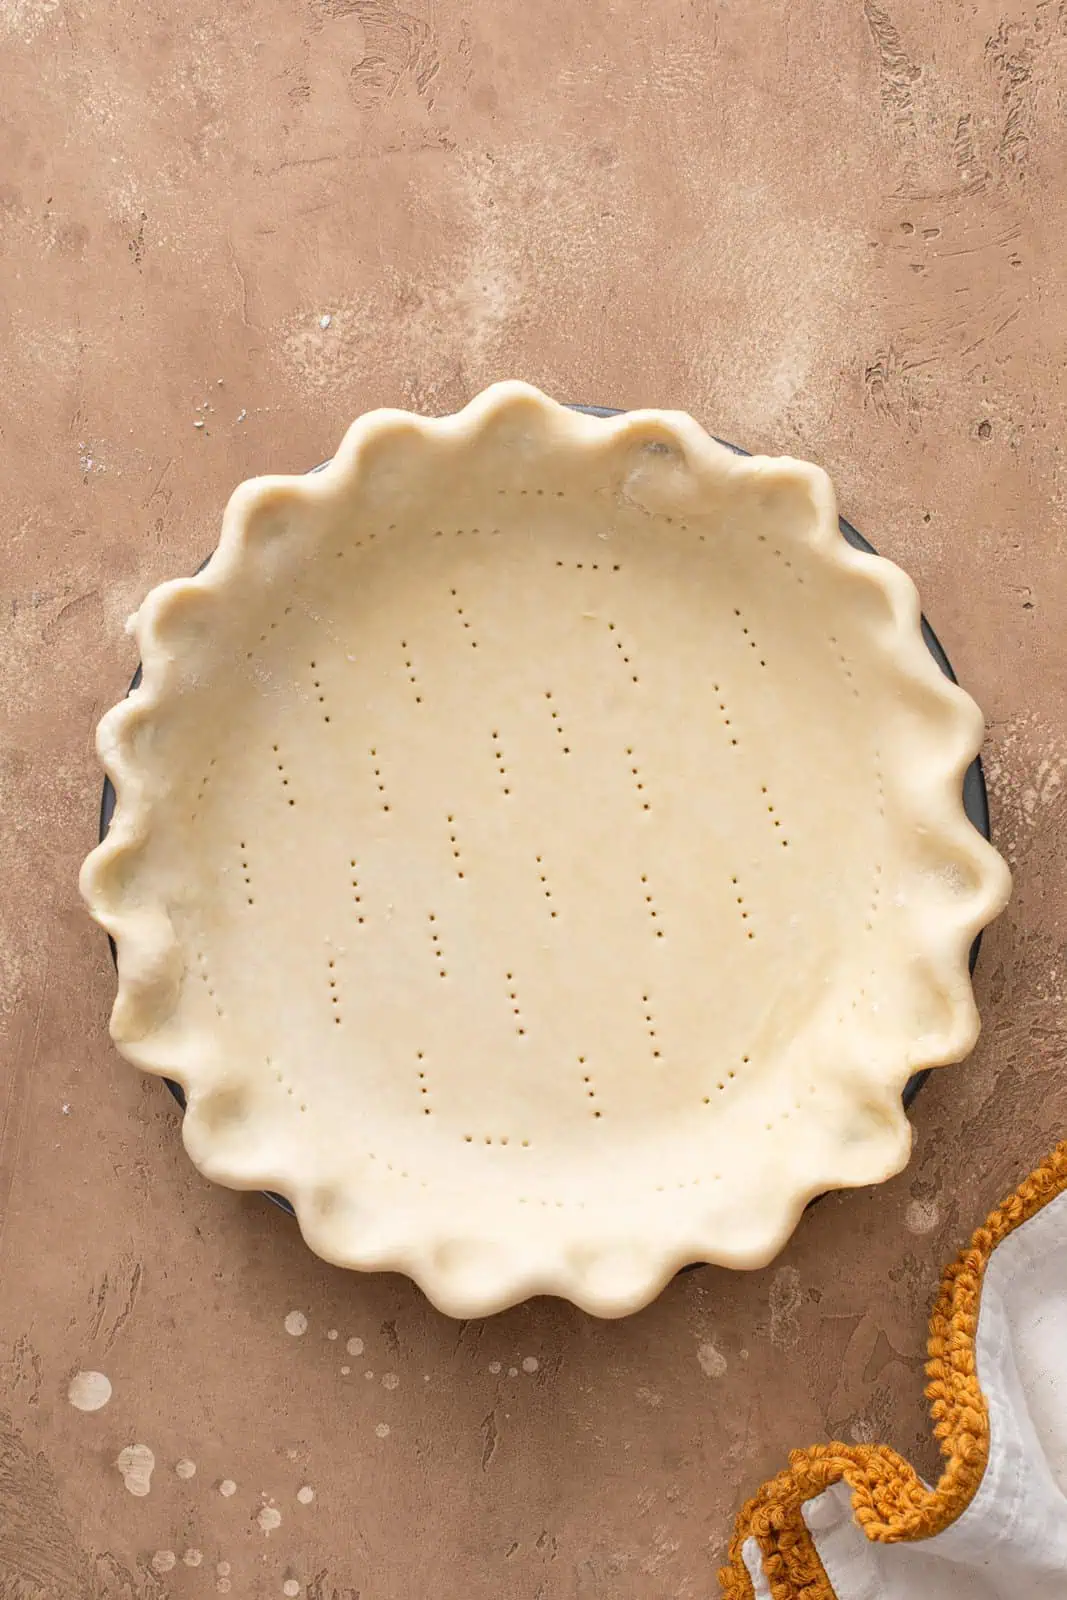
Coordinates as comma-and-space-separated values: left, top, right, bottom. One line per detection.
80, 383, 1011, 1318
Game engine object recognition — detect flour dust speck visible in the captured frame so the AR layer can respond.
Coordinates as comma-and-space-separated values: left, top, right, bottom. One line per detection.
284, 1310, 309, 1336
296, 1485, 315, 1504
183, 1549, 204, 1568
381, 1371, 399, 1390
175, 1457, 197, 1479
521, 1356, 539, 1374
219, 1478, 237, 1497
375, 1422, 391, 1438
151, 1551, 176, 1574
346, 1336, 364, 1356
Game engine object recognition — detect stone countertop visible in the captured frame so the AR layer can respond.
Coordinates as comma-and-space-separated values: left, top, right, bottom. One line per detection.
2, 1, 1065, 1596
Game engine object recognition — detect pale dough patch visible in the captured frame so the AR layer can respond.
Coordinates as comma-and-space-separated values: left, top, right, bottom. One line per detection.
81, 384, 1010, 1318
116, 1443, 155, 1496
67, 1370, 112, 1411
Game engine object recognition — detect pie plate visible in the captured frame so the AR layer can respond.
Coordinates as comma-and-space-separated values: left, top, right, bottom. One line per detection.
81, 383, 1011, 1318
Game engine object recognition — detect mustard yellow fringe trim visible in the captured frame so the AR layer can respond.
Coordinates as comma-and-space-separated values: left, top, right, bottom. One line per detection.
719, 1140, 1067, 1600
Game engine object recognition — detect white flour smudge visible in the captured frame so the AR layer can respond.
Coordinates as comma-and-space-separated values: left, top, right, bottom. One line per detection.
767, 1265, 803, 1348
175, 1457, 197, 1479
346, 1336, 364, 1356
183, 1549, 203, 1567
375, 1422, 391, 1438
296, 1485, 315, 1505
697, 1341, 728, 1378
381, 1372, 399, 1390
151, 1551, 176, 1574
905, 1198, 941, 1235
116, 1443, 155, 1497
68, 1371, 112, 1411
219, 1478, 237, 1497
257, 1504, 282, 1534
521, 1356, 539, 1374
284, 1310, 308, 1336
0, 0, 62, 47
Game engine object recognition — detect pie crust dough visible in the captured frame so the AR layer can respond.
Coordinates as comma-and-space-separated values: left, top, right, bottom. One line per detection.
80, 383, 1011, 1318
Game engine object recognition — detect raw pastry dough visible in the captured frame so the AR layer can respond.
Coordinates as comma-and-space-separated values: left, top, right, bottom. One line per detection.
80, 383, 1011, 1317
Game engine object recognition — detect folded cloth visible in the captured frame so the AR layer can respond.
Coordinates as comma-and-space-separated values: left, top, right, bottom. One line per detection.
720, 1142, 1067, 1600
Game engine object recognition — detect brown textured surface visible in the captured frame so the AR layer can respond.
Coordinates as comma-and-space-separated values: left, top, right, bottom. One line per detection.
1, 1, 1064, 1596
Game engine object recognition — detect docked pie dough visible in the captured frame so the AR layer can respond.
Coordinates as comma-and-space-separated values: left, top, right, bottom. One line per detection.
81, 383, 1011, 1317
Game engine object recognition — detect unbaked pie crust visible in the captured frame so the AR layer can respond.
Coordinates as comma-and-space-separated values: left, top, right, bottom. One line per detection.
81, 382, 1011, 1318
